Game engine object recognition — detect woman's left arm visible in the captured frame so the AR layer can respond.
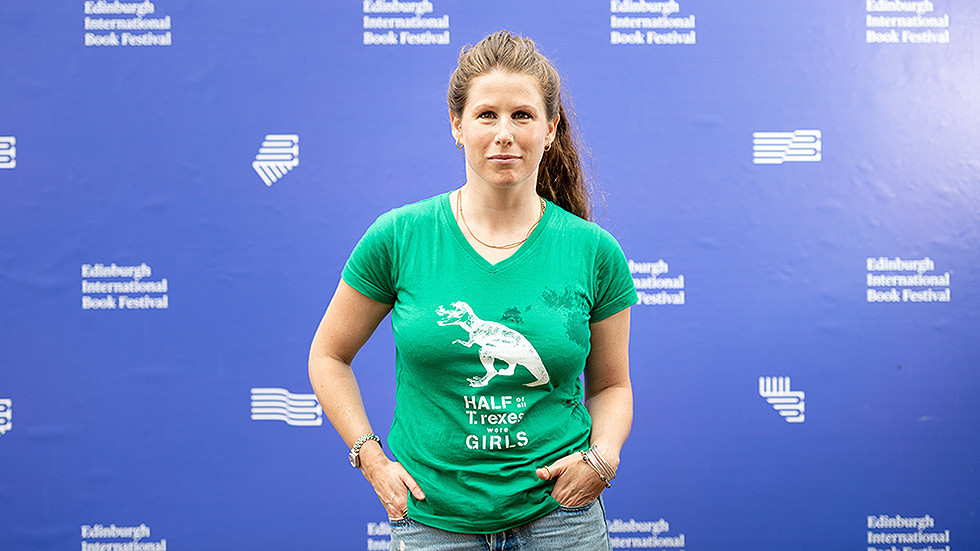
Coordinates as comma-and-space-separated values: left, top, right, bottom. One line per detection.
537, 306, 632, 506
583, 305, 633, 470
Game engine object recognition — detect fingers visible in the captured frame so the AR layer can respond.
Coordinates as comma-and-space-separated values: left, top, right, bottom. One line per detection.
380, 497, 407, 519
399, 469, 426, 501
381, 490, 409, 519
542, 453, 606, 508
370, 462, 426, 518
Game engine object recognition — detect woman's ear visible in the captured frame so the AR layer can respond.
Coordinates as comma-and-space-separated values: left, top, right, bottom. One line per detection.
546, 113, 560, 145
450, 111, 462, 142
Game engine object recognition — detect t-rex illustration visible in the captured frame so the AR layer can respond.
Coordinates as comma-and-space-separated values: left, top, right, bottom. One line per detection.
436, 301, 550, 388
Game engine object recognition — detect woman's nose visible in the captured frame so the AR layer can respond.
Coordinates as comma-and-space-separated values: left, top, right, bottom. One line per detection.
494, 121, 514, 145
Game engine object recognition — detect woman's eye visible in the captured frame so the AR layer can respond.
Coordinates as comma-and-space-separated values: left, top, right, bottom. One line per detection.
477, 111, 495, 119
513, 111, 532, 120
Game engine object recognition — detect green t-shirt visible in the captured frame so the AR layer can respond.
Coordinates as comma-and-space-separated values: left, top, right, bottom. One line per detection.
342, 192, 637, 533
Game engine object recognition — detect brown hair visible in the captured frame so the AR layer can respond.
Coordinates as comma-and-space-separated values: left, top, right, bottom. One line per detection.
448, 31, 592, 221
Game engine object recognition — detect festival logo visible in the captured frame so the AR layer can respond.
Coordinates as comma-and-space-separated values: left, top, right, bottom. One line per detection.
610, 0, 697, 45
0, 137, 15, 169
629, 259, 685, 306
607, 517, 687, 549
250, 388, 323, 426
759, 376, 805, 423
252, 134, 299, 186
437, 301, 550, 387
0, 399, 11, 436
866, 0, 951, 44
83, 0, 173, 47
752, 130, 821, 165
867, 514, 951, 548
81, 262, 169, 310
362, 0, 451, 46
867, 256, 950, 303
81, 523, 166, 550
366, 521, 391, 551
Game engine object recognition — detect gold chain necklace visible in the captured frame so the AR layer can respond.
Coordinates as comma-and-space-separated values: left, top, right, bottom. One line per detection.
457, 189, 546, 250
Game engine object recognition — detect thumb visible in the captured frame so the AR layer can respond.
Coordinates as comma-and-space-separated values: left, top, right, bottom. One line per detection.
536, 462, 561, 481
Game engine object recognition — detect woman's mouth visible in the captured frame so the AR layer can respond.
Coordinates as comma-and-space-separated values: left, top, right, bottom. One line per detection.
488, 154, 520, 163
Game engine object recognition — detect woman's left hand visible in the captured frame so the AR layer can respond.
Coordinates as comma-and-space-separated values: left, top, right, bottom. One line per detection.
536, 452, 609, 508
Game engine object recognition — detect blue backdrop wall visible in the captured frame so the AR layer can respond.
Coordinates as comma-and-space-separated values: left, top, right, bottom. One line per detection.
2, 1, 978, 550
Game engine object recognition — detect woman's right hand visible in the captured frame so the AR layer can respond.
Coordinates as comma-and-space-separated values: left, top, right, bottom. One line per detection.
308, 282, 425, 518
360, 452, 426, 519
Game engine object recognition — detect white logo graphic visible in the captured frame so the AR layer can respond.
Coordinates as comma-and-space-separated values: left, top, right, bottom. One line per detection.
250, 388, 322, 426
0, 137, 15, 169
752, 130, 821, 165
759, 377, 805, 423
0, 399, 11, 436
437, 301, 550, 388
252, 134, 299, 186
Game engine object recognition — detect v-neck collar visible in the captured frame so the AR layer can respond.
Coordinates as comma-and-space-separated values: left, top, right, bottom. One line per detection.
440, 191, 554, 273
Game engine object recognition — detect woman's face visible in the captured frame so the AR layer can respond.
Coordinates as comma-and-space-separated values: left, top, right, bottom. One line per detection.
451, 70, 558, 191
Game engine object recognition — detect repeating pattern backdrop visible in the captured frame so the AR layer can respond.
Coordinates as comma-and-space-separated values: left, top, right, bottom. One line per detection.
2, 1, 978, 550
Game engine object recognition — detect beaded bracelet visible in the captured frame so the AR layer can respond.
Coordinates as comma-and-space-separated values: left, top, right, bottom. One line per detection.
580, 445, 616, 488
581, 452, 611, 488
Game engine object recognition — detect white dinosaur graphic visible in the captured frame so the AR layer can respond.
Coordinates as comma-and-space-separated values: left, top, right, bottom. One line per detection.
436, 301, 550, 388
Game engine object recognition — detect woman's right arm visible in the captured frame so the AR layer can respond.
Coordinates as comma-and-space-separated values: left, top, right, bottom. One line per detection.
308, 279, 425, 518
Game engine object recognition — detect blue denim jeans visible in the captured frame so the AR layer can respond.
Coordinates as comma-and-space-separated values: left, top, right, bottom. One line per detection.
387, 498, 612, 551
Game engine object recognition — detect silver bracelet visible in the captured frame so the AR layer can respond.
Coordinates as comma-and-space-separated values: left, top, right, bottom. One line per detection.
590, 445, 616, 479
349, 433, 381, 469
581, 445, 617, 487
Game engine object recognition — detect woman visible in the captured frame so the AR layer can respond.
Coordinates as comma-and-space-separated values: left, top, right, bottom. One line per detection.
309, 31, 636, 550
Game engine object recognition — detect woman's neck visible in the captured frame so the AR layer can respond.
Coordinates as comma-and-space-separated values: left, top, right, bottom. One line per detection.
449, 180, 545, 265
456, 180, 541, 232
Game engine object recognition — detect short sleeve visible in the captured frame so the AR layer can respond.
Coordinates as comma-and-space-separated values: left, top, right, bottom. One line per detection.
590, 228, 637, 322
341, 211, 397, 304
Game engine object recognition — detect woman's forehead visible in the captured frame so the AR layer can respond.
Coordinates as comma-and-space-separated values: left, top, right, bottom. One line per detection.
466, 71, 545, 109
